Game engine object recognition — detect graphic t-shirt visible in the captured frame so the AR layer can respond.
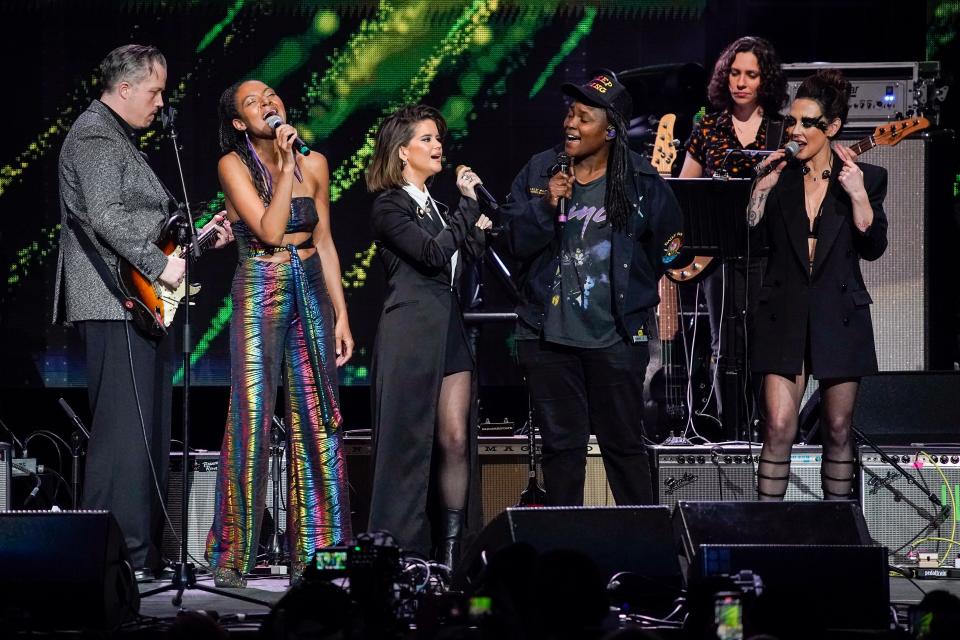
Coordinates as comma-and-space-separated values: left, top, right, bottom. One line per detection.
542, 175, 619, 348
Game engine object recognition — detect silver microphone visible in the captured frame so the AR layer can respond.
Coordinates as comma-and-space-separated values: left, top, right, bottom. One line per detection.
264, 114, 311, 156
753, 141, 800, 179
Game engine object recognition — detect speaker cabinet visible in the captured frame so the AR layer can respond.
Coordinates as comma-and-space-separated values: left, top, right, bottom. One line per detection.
0, 442, 10, 510
653, 445, 824, 507
853, 372, 960, 444
162, 451, 287, 564
673, 500, 874, 563
455, 506, 682, 595
860, 446, 960, 564
835, 132, 956, 370
0, 510, 139, 630
478, 436, 614, 523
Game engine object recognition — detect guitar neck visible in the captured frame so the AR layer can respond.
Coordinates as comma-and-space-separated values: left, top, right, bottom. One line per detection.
847, 136, 876, 156
186, 221, 224, 256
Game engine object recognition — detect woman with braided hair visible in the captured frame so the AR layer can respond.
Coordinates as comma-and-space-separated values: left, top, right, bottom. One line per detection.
498, 72, 684, 506
205, 79, 353, 587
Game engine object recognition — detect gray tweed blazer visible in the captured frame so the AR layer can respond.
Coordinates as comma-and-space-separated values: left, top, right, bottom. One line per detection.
53, 100, 172, 324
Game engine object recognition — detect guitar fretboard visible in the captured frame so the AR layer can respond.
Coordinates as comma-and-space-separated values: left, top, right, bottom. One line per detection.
848, 136, 876, 155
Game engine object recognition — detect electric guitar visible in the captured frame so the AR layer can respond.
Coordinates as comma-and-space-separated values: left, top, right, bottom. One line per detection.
117, 215, 225, 338
645, 115, 709, 434
664, 114, 930, 283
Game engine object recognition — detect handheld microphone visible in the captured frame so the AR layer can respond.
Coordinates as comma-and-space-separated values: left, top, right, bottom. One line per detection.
753, 141, 800, 179
455, 165, 500, 211
555, 152, 570, 224
264, 114, 311, 156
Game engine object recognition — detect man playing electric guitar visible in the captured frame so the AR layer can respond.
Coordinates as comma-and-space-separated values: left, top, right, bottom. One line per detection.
52, 45, 232, 581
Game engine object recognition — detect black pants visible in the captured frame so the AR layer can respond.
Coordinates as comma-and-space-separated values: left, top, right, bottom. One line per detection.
517, 338, 653, 506
703, 256, 766, 419
78, 320, 172, 570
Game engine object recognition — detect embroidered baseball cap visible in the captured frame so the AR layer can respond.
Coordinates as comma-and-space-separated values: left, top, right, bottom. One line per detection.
562, 71, 633, 120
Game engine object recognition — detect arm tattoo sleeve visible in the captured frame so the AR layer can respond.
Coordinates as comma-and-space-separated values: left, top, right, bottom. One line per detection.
747, 190, 769, 228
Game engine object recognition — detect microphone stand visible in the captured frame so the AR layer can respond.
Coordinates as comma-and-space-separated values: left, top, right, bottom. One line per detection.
140, 107, 268, 608
57, 398, 90, 509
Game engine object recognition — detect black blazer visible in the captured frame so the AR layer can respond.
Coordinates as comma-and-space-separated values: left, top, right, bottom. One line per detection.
751, 156, 888, 378
367, 187, 485, 557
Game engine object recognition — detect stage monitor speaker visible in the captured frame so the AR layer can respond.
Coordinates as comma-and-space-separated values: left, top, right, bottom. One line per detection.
852, 372, 960, 444
0, 510, 139, 630
454, 506, 682, 598
478, 436, 613, 524
693, 544, 890, 636
0, 442, 10, 510
654, 445, 823, 506
672, 500, 873, 564
860, 446, 960, 564
162, 451, 288, 564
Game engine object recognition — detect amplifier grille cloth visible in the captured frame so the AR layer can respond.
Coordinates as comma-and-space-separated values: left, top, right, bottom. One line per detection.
860, 447, 960, 564
655, 445, 824, 507
162, 452, 286, 564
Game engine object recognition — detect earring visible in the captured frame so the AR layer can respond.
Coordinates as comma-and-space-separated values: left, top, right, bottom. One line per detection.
401, 159, 407, 170
606, 127, 616, 140
821, 169, 831, 180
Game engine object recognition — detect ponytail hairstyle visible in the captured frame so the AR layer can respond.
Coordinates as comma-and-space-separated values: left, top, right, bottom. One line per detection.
794, 69, 852, 137
218, 80, 273, 204
603, 107, 632, 231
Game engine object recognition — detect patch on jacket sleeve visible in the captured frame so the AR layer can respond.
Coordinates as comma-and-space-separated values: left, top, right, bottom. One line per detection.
527, 187, 548, 196
662, 231, 683, 264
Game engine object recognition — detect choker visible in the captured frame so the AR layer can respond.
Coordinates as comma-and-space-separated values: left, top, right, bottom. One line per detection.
802, 164, 831, 181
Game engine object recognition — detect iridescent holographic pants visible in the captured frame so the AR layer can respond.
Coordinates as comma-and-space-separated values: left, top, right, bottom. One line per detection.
206, 251, 350, 572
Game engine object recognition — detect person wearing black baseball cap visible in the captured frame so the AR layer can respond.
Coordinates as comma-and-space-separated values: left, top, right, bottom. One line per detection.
497, 71, 684, 506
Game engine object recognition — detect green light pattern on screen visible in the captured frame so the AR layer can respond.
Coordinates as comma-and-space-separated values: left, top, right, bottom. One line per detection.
197, 0, 246, 53
927, 1, 960, 59
328, 0, 499, 203
529, 6, 597, 98
6, 226, 61, 291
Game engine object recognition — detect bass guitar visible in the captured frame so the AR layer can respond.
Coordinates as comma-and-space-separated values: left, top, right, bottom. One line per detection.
664, 114, 930, 283
117, 215, 225, 338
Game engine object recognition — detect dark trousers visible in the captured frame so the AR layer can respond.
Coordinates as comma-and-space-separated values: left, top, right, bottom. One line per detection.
517, 338, 653, 506
703, 256, 766, 420
79, 320, 172, 570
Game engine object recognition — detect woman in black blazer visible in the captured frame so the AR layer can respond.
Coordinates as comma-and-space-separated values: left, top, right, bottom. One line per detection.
747, 70, 888, 501
365, 104, 491, 569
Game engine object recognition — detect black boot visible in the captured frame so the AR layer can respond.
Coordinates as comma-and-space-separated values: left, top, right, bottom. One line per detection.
441, 509, 465, 571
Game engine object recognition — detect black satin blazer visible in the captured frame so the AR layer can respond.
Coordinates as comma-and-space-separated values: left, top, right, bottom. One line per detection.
751, 156, 888, 378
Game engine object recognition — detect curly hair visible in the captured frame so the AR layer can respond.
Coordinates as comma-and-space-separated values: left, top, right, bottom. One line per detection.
366, 104, 447, 193
795, 69, 852, 136
707, 36, 787, 115
218, 80, 273, 204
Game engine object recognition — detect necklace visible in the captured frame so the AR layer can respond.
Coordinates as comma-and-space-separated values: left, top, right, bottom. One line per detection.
802, 164, 832, 181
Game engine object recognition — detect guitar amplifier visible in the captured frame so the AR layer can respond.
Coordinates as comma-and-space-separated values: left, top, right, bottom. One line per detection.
653, 445, 824, 507
0, 443, 10, 511
478, 436, 614, 524
860, 446, 960, 565
161, 451, 287, 565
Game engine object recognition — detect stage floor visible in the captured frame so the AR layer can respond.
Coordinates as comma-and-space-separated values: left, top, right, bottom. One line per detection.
126, 574, 960, 636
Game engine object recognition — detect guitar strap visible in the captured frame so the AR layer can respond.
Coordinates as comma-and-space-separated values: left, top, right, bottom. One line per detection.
765, 117, 785, 151
66, 216, 129, 306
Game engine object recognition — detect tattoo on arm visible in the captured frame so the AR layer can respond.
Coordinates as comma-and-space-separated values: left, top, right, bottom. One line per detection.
747, 190, 768, 228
